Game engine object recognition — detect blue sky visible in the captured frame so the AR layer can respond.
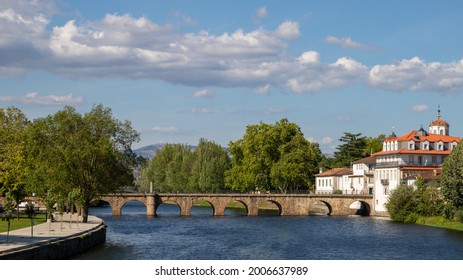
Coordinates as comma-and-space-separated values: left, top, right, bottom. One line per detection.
1, 0, 463, 154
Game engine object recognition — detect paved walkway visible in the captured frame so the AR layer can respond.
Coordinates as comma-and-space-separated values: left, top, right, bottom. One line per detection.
0, 214, 103, 255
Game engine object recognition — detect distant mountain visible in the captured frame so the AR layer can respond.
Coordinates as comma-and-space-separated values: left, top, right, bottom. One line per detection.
133, 143, 166, 159
134, 143, 227, 159
134, 143, 197, 159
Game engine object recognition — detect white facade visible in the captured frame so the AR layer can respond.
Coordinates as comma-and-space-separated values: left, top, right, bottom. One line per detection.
372, 110, 460, 213
315, 168, 352, 194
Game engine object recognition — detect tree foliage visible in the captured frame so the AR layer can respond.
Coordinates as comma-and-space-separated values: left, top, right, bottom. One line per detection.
0, 107, 30, 218
441, 141, 463, 219
225, 119, 322, 193
386, 184, 418, 222
387, 177, 445, 222
189, 139, 231, 193
365, 134, 386, 156
27, 105, 140, 222
138, 139, 230, 193
333, 132, 367, 168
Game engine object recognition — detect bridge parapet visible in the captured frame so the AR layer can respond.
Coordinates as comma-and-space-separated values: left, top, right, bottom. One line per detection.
97, 193, 374, 217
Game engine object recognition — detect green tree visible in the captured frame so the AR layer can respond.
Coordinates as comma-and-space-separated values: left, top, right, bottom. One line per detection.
333, 132, 367, 167
386, 184, 418, 222
138, 144, 193, 193
415, 176, 443, 217
0, 107, 30, 219
27, 105, 140, 223
3, 192, 14, 243
25, 202, 37, 237
188, 139, 231, 193
365, 134, 386, 156
226, 119, 322, 193
441, 142, 463, 219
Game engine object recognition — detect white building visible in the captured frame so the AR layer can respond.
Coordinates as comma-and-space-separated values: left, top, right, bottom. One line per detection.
372, 109, 460, 213
314, 108, 460, 215
315, 168, 352, 194
350, 155, 376, 195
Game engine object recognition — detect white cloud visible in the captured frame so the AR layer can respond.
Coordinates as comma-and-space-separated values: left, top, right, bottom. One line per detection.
265, 107, 284, 115
298, 51, 320, 64
2, 2, 463, 96
190, 107, 212, 114
325, 36, 373, 50
275, 21, 300, 40
369, 57, 463, 94
257, 7, 268, 19
412, 104, 429, 112
151, 126, 180, 133
192, 89, 213, 99
287, 56, 367, 93
255, 84, 270, 94
0, 92, 84, 106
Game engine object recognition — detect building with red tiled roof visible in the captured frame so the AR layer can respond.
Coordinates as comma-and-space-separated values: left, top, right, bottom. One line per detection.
315, 168, 352, 194
372, 108, 460, 213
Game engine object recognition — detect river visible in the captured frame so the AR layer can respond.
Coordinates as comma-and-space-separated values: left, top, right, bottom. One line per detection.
76, 201, 463, 260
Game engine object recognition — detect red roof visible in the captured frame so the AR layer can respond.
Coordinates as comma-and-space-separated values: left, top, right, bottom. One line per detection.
315, 168, 352, 177
431, 119, 449, 126
374, 148, 452, 156
352, 155, 376, 164
384, 130, 460, 143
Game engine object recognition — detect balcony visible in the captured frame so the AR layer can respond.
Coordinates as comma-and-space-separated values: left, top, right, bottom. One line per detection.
376, 161, 441, 167
381, 179, 389, 185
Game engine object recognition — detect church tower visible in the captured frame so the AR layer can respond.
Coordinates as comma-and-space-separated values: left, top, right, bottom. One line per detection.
428, 106, 449, 136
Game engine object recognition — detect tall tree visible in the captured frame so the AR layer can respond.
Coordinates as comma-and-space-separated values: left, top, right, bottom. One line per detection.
441, 141, 463, 218
27, 105, 140, 223
188, 139, 231, 193
138, 144, 193, 193
0, 107, 30, 218
226, 119, 322, 193
333, 132, 367, 167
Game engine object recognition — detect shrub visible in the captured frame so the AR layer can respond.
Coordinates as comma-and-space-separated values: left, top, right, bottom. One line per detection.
453, 208, 463, 223
386, 184, 417, 222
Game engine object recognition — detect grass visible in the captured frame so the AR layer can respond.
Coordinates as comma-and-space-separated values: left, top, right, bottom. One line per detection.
0, 213, 47, 233
416, 216, 463, 231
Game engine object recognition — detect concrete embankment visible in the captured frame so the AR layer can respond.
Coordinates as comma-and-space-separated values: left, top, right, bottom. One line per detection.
0, 214, 106, 260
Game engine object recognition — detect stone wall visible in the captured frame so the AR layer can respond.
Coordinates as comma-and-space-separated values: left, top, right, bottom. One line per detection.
0, 220, 106, 260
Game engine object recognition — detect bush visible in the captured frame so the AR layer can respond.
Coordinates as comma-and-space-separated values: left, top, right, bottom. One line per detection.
332, 189, 343, 194
453, 208, 463, 223
404, 213, 419, 223
386, 184, 417, 222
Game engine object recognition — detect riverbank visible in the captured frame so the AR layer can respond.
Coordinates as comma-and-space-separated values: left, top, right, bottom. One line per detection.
0, 214, 106, 259
416, 216, 463, 231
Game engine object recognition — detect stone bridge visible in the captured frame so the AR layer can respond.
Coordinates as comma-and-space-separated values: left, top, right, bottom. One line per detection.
95, 193, 375, 217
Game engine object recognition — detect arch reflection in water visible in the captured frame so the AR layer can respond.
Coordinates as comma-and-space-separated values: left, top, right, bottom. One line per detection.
258, 200, 281, 216
224, 201, 247, 216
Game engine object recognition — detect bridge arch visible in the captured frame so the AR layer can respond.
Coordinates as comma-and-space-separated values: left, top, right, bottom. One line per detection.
155, 200, 182, 216
224, 200, 248, 216
190, 199, 215, 216
258, 200, 282, 216
119, 199, 147, 216
349, 200, 371, 216
309, 200, 332, 216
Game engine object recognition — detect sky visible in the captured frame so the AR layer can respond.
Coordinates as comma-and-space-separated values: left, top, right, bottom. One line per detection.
1, 0, 463, 154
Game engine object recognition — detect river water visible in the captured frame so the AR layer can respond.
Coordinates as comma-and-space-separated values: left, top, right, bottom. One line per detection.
76, 201, 463, 260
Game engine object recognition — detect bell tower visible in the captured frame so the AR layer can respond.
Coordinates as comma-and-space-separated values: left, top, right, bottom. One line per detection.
428, 106, 449, 135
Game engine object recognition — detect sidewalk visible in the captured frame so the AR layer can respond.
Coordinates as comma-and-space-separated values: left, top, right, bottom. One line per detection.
0, 214, 104, 255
